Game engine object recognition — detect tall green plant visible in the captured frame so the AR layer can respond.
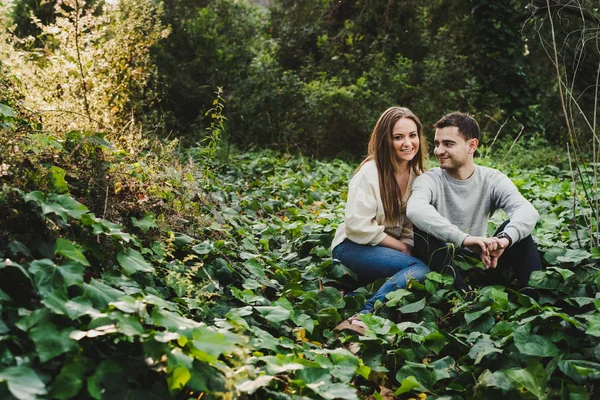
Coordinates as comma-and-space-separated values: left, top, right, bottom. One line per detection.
4, 0, 168, 136
527, 0, 600, 251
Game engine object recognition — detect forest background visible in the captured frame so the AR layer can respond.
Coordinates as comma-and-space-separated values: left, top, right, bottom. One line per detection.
0, 0, 599, 399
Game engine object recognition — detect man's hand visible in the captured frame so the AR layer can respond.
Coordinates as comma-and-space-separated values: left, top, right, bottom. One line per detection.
487, 236, 510, 269
463, 236, 511, 269
462, 236, 491, 267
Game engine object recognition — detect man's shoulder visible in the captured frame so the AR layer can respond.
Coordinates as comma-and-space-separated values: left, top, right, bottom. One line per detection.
476, 165, 511, 181
414, 168, 443, 184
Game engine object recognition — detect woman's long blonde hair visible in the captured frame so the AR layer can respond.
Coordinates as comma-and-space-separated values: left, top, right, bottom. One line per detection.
359, 106, 428, 224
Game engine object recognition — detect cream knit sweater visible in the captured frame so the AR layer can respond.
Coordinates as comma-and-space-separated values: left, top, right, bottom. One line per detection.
331, 160, 416, 251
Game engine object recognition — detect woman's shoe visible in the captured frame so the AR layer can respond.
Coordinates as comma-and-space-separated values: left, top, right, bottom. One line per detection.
335, 314, 367, 336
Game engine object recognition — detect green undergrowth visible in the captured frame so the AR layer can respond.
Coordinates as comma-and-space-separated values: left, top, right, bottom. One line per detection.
0, 101, 599, 399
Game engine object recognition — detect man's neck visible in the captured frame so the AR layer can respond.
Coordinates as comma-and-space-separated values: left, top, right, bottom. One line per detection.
447, 162, 475, 180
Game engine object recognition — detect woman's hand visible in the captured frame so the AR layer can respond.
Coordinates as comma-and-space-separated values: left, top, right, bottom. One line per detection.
379, 235, 413, 255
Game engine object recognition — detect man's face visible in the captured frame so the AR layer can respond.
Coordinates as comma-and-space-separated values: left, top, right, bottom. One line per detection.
433, 126, 476, 171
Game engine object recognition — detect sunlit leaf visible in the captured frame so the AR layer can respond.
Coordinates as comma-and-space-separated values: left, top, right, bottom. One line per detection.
0, 366, 47, 400
117, 248, 154, 275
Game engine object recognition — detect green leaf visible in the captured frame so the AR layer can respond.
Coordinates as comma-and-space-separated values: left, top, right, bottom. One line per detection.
547, 266, 576, 281
465, 306, 491, 325
24, 192, 89, 222
316, 287, 345, 308
29, 321, 77, 362
191, 326, 238, 363
83, 279, 125, 308
585, 314, 600, 337
49, 360, 84, 399
385, 289, 412, 307
393, 375, 422, 395
0, 103, 15, 117
558, 360, 600, 383
167, 366, 191, 391
49, 166, 69, 193
236, 375, 274, 394
131, 213, 157, 233
117, 248, 154, 275
505, 361, 547, 398
513, 327, 559, 357
476, 370, 513, 392
0, 366, 47, 400
399, 297, 426, 314
556, 249, 591, 266
468, 336, 503, 364
254, 305, 291, 324
29, 259, 65, 295
86, 360, 123, 400
55, 238, 90, 266
591, 247, 600, 259
152, 308, 200, 331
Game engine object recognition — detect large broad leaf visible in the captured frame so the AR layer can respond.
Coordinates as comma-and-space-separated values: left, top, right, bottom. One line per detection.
513, 327, 559, 357
117, 248, 154, 275
29, 259, 65, 295
55, 238, 90, 266
0, 103, 15, 117
131, 213, 157, 233
191, 325, 239, 363
476, 369, 513, 392
151, 308, 200, 331
0, 366, 47, 400
49, 361, 84, 399
399, 297, 426, 314
167, 366, 191, 391
236, 375, 274, 395
558, 360, 600, 383
83, 279, 126, 308
556, 249, 591, 266
43, 291, 98, 319
505, 361, 548, 398
254, 305, 291, 324
24, 191, 88, 222
49, 166, 69, 193
29, 321, 77, 362
585, 314, 600, 337
465, 306, 492, 325
468, 336, 503, 364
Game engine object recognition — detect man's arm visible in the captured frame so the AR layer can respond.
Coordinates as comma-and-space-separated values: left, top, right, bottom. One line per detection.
493, 174, 540, 244
406, 175, 469, 248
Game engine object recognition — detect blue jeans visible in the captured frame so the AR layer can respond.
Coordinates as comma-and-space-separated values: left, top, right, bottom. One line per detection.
332, 239, 430, 313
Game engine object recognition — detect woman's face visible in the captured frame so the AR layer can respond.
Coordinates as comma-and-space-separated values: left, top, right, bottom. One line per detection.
392, 117, 420, 163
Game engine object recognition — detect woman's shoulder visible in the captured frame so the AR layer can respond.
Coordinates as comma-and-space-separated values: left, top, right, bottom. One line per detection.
354, 159, 378, 177
350, 159, 379, 187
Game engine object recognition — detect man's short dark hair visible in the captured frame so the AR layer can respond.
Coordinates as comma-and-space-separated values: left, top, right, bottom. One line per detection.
434, 112, 480, 140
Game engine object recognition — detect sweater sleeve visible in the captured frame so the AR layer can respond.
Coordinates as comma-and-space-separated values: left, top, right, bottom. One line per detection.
406, 174, 469, 247
344, 183, 387, 246
493, 174, 539, 244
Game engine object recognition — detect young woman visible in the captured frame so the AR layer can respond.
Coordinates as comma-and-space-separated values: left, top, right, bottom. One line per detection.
332, 106, 430, 335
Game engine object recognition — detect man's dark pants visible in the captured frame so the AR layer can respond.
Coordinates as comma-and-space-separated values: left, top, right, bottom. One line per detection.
413, 221, 542, 293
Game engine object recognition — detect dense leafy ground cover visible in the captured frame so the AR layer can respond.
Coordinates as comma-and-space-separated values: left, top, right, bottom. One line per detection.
0, 146, 599, 399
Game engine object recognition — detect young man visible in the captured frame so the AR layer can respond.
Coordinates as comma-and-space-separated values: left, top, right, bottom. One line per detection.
406, 112, 542, 294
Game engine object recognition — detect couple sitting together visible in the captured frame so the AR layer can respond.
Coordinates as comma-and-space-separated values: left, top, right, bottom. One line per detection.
332, 108, 542, 335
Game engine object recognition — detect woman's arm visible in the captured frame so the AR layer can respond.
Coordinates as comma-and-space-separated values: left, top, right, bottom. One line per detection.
379, 235, 412, 255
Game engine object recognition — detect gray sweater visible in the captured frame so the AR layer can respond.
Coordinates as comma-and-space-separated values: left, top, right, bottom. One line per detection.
406, 166, 539, 247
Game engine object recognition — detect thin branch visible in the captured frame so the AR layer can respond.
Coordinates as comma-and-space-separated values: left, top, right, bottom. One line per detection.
488, 117, 510, 153
73, 0, 92, 125
566, 143, 583, 249
500, 119, 525, 167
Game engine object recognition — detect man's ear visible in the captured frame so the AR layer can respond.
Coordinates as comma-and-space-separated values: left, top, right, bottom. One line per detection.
468, 138, 479, 154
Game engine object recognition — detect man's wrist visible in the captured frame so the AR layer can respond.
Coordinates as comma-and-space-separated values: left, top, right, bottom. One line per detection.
495, 231, 513, 247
